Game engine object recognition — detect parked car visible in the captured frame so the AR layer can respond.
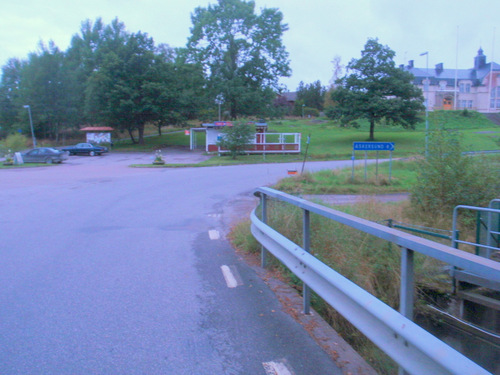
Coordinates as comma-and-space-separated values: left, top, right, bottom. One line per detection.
61, 143, 108, 156
21, 147, 68, 164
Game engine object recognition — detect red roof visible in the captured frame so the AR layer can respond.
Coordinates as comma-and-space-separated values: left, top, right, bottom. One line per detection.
80, 127, 114, 132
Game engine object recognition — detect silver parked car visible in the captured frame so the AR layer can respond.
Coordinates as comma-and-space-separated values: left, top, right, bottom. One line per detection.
21, 147, 69, 164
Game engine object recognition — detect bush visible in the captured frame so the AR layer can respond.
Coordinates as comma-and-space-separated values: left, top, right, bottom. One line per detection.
216, 122, 255, 159
410, 129, 499, 216
1, 133, 28, 153
303, 107, 319, 117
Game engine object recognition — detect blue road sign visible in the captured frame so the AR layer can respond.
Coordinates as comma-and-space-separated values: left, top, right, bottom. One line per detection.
353, 142, 395, 151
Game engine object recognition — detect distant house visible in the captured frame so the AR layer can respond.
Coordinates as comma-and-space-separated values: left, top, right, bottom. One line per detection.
279, 91, 298, 107
404, 48, 500, 112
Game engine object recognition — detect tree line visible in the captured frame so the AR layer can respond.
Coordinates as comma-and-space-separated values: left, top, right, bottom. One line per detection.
0, 0, 291, 144
1, 0, 424, 145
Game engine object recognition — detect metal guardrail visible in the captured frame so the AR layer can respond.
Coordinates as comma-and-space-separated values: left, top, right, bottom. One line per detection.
452, 205, 500, 257
251, 187, 499, 375
385, 219, 456, 242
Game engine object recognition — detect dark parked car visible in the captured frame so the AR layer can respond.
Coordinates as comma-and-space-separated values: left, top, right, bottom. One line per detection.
61, 143, 108, 156
22, 147, 68, 164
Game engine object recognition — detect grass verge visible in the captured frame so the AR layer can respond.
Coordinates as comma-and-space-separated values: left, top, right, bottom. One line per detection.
230, 197, 463, 374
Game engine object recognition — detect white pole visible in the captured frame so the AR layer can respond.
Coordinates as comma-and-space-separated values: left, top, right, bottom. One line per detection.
23, 105, 37, 148
420, 51, 429, 156
488, 28, 496, 112
454, 26, 458, 110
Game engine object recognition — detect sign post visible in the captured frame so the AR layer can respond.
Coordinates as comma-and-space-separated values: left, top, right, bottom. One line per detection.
351, 142, 395, 182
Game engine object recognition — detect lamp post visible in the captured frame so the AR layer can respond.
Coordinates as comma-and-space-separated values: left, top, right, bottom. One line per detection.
302, 104, 305, 118
215, 94, 224, 121
23, 105, 37, 148
419, 52, 429, 156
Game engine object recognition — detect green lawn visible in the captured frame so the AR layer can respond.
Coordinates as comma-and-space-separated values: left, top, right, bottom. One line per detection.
90, 111, 500, 168
267, 111, 499, 159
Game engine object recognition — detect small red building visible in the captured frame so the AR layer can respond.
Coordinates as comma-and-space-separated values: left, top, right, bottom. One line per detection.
189, 121, 301, 154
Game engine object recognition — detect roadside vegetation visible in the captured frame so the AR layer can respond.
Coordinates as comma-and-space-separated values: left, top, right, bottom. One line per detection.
228, 124, 499, 374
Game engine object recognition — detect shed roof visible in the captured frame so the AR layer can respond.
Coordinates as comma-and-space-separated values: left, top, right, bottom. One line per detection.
80, 127, 114, 132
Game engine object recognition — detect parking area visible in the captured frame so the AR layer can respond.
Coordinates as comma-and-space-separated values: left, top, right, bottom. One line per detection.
3, 147, 210, 167
70, 147, 210, 166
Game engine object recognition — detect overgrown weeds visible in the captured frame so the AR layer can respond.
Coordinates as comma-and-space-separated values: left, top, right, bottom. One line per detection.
229, 198, 459, 374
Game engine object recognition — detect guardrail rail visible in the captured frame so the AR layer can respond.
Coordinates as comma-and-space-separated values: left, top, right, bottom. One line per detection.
251, 187, 500, 375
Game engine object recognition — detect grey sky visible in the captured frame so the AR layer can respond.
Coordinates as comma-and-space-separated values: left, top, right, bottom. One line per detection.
2, 0, 499, 90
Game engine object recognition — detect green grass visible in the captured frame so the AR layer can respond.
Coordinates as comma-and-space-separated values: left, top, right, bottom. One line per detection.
112, 111, 500, 163
268, 111, 499, 159
0, 163, 56, 169
273, 153, 500, 195
128, 111, 499, 168
273, 159, 419, 194
112, 129, 194, 152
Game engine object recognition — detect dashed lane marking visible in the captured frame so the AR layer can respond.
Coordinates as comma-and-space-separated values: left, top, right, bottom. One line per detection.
262, 359, 295, 375
208, 229, 220, 240
220, 265, 242, 288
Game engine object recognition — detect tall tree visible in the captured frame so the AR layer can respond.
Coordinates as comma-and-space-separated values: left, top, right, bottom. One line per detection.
64, 18, 108, 125
19, 41, 75, 141
330, 39, 424, 140
84, 26, 159, 144
186, 0, 290, 118
84, 21, 200, 144
0, 58, 24, 135
296, 80, 326, 111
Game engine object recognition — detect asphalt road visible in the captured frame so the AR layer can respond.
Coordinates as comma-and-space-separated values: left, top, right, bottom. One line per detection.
0, 152, 375, 374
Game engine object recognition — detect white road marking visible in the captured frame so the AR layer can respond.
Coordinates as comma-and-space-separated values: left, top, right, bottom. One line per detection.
262, 360, 294, 375
220, 265, 239, 288
208, 229, 220, 240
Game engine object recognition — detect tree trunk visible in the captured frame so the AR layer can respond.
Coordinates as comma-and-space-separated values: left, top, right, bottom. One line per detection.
127, 128, 137, 144
369, 118, 375, 141
138, 124, 145, 145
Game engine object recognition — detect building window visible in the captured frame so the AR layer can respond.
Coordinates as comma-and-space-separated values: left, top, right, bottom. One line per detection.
439, 81, 447, 90
459, 100, 473, 108
422, 79, 430, 92
490, 86, 500, 98
490, 86, 500, 109
459, 82, 471, 93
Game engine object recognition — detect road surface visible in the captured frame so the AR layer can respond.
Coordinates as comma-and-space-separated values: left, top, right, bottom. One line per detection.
0, 152, 375, 374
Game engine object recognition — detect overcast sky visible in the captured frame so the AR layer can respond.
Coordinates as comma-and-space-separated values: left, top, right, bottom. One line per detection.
2, 0, 499, 90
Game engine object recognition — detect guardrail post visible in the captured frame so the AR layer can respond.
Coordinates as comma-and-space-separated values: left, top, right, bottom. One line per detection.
303, 209, 311, 314
399, 247, 414, 375
400, 247, 414, 320
261, 194, 268, 269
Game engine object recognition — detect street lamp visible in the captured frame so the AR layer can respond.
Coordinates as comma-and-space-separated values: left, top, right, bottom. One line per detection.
215, 94, 224, 121
23, 105, 37, 148
302, 104, 305, 118
419, 51, 429, 156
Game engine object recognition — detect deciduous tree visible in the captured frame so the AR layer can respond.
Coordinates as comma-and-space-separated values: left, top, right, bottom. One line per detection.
186, 0, 290, 119
329, 39, 424, 140
296, 80, 326, 111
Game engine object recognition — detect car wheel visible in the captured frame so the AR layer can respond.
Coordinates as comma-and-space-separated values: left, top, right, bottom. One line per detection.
89, 151, 95, 156
45, 158, 53, 164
